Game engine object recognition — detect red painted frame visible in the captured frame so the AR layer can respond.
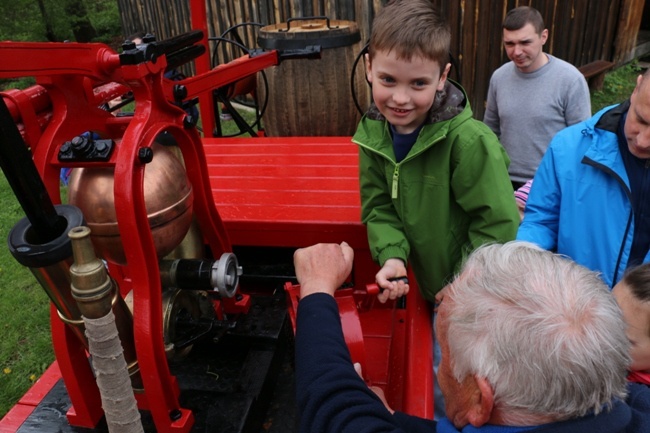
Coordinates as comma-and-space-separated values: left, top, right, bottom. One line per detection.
0, 39, 277, 433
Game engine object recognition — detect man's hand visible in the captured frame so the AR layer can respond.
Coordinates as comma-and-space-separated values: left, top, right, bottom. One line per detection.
434, 283, 450, 312
294, 242, 354, 299
375, 258, 410, 303
354, 363, 395, 414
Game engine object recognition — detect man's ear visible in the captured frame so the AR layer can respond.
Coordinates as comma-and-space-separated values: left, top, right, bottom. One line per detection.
466, 375, 494, 427
540, 28, 549, 45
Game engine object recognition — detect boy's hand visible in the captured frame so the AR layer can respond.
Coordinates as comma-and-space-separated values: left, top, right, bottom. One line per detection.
375, 258, 410, 303
294, 242, 354, 299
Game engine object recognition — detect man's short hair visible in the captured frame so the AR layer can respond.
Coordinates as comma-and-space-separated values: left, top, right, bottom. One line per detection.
445, 242, 630, 424
368, 0, 450, 70
503, 6, 545, 35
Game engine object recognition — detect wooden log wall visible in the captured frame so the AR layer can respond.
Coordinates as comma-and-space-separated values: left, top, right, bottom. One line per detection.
116, 0, 643, 120
615, 0, 647, 63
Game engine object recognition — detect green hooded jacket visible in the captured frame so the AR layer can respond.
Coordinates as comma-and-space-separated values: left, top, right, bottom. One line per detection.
352, 80, 519, 301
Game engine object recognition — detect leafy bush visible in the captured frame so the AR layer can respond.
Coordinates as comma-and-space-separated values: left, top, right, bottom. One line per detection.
591, 60, 643, 113
0, 0, 121, 43
88, 0, 122, 42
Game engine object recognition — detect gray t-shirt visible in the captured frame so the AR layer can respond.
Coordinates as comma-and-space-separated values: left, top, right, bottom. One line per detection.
483, 54, 591, 183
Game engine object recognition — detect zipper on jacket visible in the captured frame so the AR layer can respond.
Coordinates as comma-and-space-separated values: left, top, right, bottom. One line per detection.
582, 155, 633, 285
391, 165, 399, 199
354, 134, 446, 201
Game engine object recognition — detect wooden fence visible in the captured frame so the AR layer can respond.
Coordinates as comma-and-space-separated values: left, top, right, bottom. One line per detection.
116, 0, 645, 120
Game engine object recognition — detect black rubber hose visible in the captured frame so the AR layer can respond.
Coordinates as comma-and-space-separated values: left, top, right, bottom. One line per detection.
0, 96, 67, 243
155, 30, 205, 58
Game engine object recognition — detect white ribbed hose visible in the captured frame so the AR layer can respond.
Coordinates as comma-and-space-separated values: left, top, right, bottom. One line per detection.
84, 311, 144, 433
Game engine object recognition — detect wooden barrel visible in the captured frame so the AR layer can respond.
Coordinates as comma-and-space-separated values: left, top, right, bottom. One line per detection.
257, 17, 370, 137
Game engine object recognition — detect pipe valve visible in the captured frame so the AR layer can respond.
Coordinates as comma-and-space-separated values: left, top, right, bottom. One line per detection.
160, 253, 243, 298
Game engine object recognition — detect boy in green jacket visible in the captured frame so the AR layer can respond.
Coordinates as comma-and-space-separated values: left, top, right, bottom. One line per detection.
353, 0, 519, 303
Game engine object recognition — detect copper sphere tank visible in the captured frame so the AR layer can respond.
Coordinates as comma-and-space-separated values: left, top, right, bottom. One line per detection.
67, 143, 194, 265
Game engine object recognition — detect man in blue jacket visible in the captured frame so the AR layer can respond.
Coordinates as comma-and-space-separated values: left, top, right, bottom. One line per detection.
517, 69, 650, 287
293, 241, 650, 433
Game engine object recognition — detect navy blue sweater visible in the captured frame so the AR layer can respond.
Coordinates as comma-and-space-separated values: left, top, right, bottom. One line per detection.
617, 110, 650, 268
295, 293, 650, 433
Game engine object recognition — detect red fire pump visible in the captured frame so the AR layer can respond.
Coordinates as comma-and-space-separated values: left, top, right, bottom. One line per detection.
0, 1, 433, 432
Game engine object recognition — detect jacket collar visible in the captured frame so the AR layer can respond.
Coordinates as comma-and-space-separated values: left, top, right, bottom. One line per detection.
582, 102, 629, 181
594, 100, 630, 133
436, 400, 632, 433
365, 79, 466, 124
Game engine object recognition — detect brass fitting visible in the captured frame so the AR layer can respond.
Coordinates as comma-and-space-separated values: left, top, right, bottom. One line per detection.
69, 226, 114, 319
68, 226, 142, 389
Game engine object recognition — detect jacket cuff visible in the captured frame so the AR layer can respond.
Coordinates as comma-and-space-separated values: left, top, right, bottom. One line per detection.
378, 246, 407, 267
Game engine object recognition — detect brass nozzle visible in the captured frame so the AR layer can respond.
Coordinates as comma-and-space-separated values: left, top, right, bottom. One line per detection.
69, 226, 113, 319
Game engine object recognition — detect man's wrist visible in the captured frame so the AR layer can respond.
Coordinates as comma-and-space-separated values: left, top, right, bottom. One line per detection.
299, 281, 336, 299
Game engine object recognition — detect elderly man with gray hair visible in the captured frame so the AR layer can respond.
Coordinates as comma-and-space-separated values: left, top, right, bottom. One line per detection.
293, 241, 650, 433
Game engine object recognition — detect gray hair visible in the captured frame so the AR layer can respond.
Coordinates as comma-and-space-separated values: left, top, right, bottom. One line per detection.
445, 242, 630, 424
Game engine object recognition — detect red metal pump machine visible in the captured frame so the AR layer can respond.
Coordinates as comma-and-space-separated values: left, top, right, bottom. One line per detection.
0, 1, 433, 432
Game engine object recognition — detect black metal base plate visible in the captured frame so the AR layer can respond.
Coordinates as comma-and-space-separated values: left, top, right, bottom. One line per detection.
14, 293, 297, 433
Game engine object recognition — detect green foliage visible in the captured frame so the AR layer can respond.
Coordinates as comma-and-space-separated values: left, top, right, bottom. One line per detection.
0, 0, 121, 88
0, 77, 36, 92
87, 0, 122, 41
0, 0, 120, 42
0, 0, 41, 41
591, 60, 643, 113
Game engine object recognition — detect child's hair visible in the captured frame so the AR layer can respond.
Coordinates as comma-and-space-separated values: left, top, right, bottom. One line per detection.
622, 263, 650, 302
503, 6, 545, 35
368, 0, 450, 70
126, 31, 147, 43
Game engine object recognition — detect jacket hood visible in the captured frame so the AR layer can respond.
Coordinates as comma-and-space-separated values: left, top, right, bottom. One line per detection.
594, 100, 629, 133
354, 80, 473, 157
580, 100, 629, 139
364, 79, 466, 124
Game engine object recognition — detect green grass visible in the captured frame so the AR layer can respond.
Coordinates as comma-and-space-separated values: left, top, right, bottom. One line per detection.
214, 103, 260, 137
0, 174, 55, 418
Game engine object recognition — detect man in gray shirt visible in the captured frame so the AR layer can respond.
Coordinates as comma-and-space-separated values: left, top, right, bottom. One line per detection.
483, 6, 591, 190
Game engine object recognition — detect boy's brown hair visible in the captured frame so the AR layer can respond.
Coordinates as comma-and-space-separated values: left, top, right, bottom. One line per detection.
503, 6, 545, 35
368, 0, 450, 71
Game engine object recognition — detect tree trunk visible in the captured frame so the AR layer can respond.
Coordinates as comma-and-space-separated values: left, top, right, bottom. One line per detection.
36, 0, 57, 41
65, 0, 97, 42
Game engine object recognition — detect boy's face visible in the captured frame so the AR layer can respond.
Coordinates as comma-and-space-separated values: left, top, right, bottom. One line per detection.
613, 281, 650, 373
366, 49, 450, 135
503, 23, 548, 74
